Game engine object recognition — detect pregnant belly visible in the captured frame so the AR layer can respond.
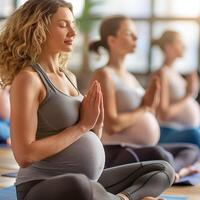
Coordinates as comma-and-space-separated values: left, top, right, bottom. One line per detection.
34, 132, 105, 181
170, 98, 200, 128
102, 112, 160, 146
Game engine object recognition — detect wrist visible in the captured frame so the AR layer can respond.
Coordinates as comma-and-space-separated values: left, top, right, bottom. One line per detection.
143, 106, 155, 114
76, 122, 89, 133
143, 105, 151, 112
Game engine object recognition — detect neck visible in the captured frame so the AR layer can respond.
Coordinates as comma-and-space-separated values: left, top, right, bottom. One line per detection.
38, 51, 60, 73
107, 50, 127, 74
163, 55, 176, 68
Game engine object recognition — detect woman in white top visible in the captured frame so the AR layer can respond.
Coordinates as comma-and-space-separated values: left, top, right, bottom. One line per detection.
151, 30, 200, 147
89, 16, 199, 179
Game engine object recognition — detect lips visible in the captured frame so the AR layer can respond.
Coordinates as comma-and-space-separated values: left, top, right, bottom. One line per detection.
64, 40, 73, 45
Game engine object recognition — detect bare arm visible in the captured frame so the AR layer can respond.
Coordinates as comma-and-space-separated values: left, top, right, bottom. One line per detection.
10, 71, 91, 168
157, 69, 189, 121
91, 68, 147, 134
186, 71, 199, 98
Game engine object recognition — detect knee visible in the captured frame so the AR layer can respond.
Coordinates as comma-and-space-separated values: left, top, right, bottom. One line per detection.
183, 144, 200, 161
151, 146, 173, 162
64, 174, 91, 200
159, 161, 175, 186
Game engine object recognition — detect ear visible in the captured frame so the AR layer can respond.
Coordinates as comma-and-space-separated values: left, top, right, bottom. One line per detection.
163, 43, 172, 54
107, 35, 117, 48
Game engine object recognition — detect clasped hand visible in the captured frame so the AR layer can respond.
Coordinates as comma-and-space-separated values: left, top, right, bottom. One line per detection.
79, 81, 104, 133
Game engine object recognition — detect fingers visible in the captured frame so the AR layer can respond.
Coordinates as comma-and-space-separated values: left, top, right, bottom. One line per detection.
94, 84, 101, 109
85, 81, 102, 119
79, 82, 102, 130
100, 91, 104, 112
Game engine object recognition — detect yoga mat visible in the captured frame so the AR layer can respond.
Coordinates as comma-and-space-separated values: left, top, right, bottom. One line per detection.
160, 194, 187, 200
0, 143, 9, 148
1, 172, 17, 178
0, 186, 17, 200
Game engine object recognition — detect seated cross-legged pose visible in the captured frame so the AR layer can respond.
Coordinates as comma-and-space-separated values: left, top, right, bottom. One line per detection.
89, 15, 199, 180
0, 1, 175, 200
151, 30, 200, 148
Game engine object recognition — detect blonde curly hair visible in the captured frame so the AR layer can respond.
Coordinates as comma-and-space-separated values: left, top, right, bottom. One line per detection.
0, 0, 73, 87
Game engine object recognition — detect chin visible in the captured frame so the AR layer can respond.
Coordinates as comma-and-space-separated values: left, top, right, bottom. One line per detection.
62, 47, 73, 53
128, 48, 135, 53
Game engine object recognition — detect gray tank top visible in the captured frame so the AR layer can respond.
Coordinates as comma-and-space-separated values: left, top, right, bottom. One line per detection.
16, 64, 105, 185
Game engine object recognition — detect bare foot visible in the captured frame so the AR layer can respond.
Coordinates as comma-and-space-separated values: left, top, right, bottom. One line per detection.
178, 166, 199, 178
174, 173, 181, 182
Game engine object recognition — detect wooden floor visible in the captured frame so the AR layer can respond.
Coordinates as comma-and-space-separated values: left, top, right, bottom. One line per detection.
0, 147, 200, 199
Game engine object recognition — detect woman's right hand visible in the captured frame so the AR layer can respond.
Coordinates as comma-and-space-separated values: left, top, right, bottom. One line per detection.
78, 81, 101, 132
186, 71, 199, 97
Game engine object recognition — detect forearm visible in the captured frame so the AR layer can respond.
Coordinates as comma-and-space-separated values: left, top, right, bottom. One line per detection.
18, 123, 87, 167
159, 95, 188, 120
106, 106, 146, 134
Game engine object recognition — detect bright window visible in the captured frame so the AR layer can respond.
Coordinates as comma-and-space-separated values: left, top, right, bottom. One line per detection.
154, 0, 200, 17
151, 21, 199, 73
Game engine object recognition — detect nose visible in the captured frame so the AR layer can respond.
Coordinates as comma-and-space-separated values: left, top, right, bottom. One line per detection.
67, 26, 77, 38
133, 34, 138, 41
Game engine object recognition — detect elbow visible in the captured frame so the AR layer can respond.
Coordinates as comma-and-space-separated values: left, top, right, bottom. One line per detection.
18, 160, 31, 168
15, 155, 33, 168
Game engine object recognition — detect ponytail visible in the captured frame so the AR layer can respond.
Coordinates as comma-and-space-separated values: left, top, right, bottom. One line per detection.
89, 40, 103, 55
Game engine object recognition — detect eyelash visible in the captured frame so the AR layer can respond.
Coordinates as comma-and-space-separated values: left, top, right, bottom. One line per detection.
59, 23, 75, 29
60, 24, 68, 28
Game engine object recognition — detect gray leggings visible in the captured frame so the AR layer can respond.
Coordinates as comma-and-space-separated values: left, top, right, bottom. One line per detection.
16, 161, 174, 200
104, 143, 199, 172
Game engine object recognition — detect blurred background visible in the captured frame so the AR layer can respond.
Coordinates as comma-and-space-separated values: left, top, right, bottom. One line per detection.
1, 0, 200, 91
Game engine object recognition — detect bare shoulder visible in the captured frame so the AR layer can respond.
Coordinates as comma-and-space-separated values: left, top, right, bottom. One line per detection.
11, 66, 42, 95
93, 67, 112, 82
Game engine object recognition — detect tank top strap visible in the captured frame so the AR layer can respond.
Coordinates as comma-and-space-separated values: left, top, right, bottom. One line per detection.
60, 69, 80, 95
31, 63, 56, 93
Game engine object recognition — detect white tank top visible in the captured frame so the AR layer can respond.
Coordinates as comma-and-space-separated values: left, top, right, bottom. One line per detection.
102, 67, 160, 145
160, 67, 200, 129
